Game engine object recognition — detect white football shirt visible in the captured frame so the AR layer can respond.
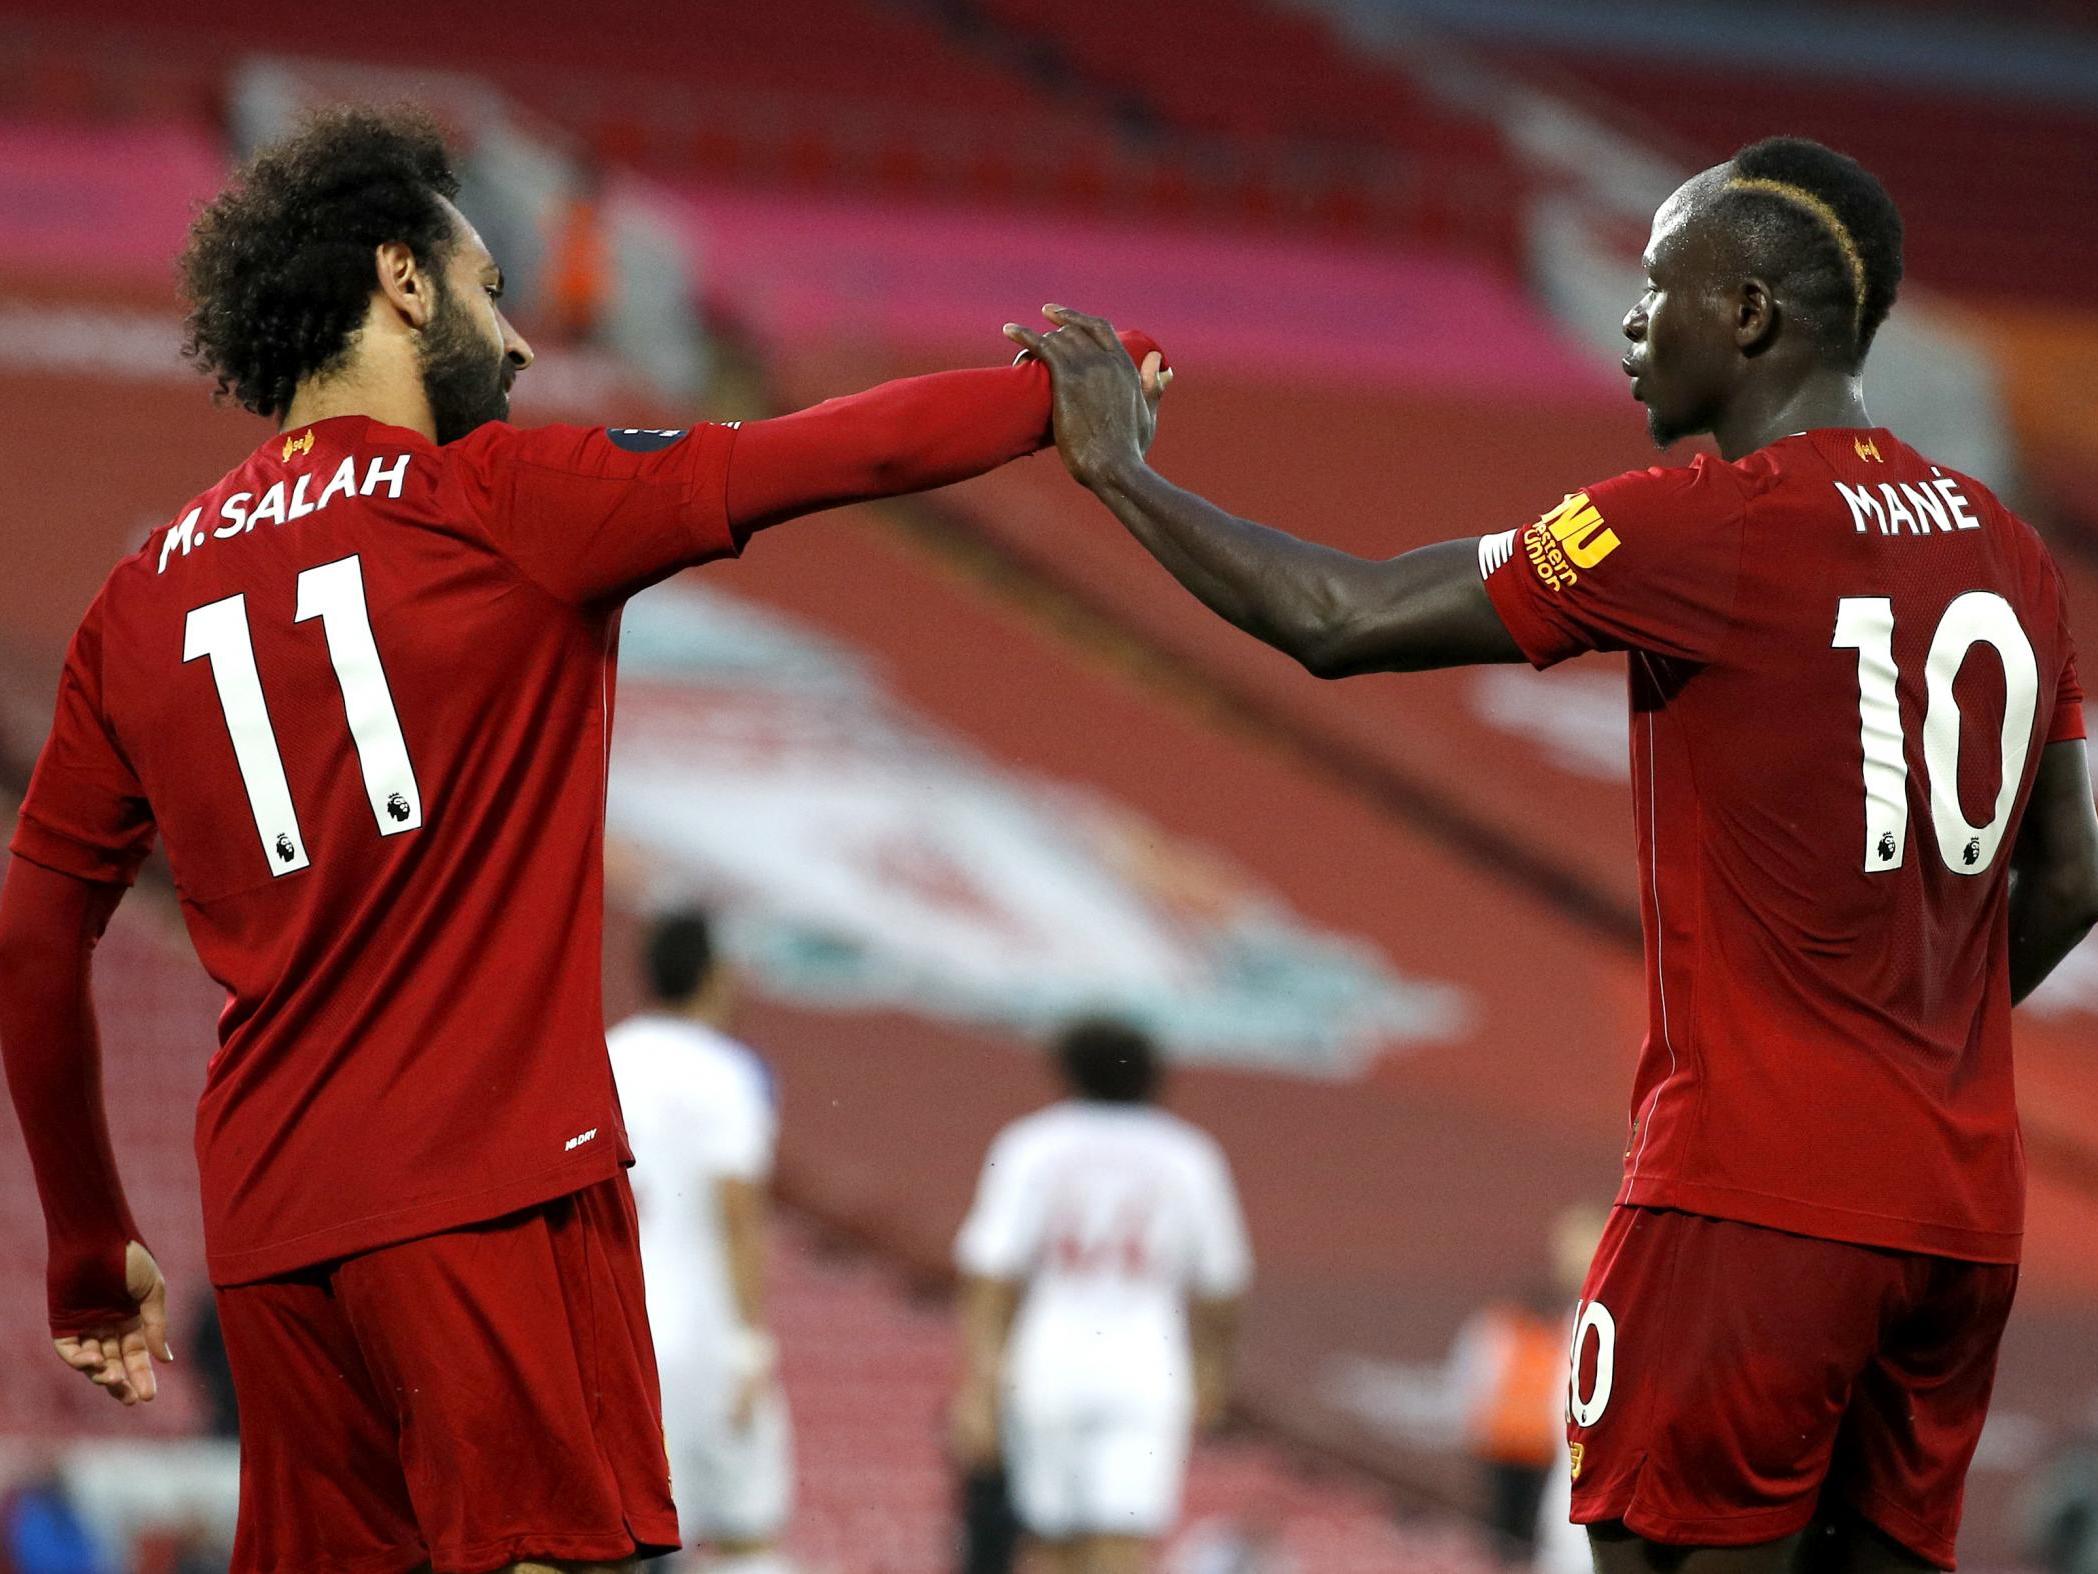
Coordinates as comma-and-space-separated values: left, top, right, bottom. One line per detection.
607, 1013, 776, 1379
956, 1101, 1251, 1411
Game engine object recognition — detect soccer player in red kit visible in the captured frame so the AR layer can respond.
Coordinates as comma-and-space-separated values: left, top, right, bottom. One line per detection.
0, 109, 1165, 1574
1006, 138, 2098, 1572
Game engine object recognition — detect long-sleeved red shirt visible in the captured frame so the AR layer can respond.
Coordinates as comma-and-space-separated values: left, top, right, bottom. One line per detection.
2, 341, 1154, 1332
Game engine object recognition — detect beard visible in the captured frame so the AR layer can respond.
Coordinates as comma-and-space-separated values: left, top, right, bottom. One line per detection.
1646, 404, 1691, 448
1644, 394, 1713, 450
418, 281, 511, 444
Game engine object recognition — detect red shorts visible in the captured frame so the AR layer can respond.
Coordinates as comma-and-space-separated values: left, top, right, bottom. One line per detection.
216, 1175, 678, 1574
1568, 1206, 2016, 1568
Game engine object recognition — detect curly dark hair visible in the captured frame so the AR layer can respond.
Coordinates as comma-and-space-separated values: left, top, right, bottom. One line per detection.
179, 106, 463, 419
1717, 136, 1904, 370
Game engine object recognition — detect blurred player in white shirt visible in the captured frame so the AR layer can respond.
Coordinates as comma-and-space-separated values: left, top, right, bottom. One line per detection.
951, 1019, 1252, 1574
608, 911, 795, 1574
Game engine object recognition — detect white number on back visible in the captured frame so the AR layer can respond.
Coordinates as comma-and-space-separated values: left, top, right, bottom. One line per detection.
185, 555, 421, 876
184, 592, 310, 875
1567, 1298, 1615, 1427
1834, 592, 2038, 876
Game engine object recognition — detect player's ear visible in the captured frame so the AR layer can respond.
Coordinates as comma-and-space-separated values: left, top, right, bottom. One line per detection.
1736, 276, 1779, 355
374, 241, 435, 331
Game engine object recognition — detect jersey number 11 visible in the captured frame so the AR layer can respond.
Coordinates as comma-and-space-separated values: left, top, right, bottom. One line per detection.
184, 554, 423, 877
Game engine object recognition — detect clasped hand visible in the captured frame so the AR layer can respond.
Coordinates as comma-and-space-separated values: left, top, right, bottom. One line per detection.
1005, 305, 1171, 487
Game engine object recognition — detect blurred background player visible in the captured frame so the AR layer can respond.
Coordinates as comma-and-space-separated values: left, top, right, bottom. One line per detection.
1444, 1203, 1609, 1567
1441, 1291, 1562, 1565
608, 911, 797, 1574
953, 1446, 1025, 1574
1529, 1207, 1614, 1574
950, 1018, 1251, 1574
1011, 136, 2098, 1571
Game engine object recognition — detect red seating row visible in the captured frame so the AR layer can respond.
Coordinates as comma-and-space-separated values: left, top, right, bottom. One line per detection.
1811, 0, 2094, 30
970, 0, 1524, 250
1507, 52, 2098, 308
0, 0, 1526, 253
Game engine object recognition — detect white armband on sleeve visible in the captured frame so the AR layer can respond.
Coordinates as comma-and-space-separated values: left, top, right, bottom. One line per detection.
1478, 529, 1517, 580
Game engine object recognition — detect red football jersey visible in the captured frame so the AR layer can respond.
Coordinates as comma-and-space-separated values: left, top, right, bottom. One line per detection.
1482, 428, 2085, 1262
12, 415, 742, 1283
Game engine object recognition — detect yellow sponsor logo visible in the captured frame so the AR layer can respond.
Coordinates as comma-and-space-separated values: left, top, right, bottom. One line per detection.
1569, 1441, 1585, 1481
1521, 492, 1618, 593
1854, 435, 1883, 463
281, 429, 315, 462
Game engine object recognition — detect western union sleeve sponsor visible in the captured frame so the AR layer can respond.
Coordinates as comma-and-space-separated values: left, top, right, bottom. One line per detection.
1522, 492, 1620, 592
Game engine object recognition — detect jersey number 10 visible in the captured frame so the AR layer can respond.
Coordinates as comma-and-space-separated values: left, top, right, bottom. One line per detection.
1833, 591, 2038, 877
184, 555, 423, 877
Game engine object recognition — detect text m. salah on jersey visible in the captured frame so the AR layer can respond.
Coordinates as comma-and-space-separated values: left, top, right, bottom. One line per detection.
158, 454, 413, 574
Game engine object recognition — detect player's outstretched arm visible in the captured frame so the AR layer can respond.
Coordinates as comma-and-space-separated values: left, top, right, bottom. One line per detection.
474, 330, 1165, 604
1005, 306, 1523, 676
2009, 739, 2098, 1005
0, 857, 173, 1403
724, 329, 1167, 536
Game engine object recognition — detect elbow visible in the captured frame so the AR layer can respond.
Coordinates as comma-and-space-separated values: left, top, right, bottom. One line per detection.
0, 929, 43, 1061
1293, 641, 1349, 681
2068, 846, 2098, 931
0, 903, 86, 1009
868, 454, 915, 497
0, 919, 37, 1000
2074, 875, 2098, 937
1286, 560, 1426, 678
2049, 858, 2098, 939
1290, 609, 1369, 680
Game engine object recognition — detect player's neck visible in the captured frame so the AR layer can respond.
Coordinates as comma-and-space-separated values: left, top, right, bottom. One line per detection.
280, 360, 437, 443
668, 988, 732, 1032
1712, 369, 1870, 462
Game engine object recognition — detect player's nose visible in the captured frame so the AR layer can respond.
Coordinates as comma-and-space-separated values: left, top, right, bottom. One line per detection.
1622, 303, 1646, 342
502, 317, 535, 372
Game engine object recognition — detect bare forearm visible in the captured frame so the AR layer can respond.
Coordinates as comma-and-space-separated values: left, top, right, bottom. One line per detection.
958, 1276, 1018, 1388
1084, 461, 1521, 675
2010, 869, 2098, 1004
949, 1275, 1017, 1465
1190, 1295, 1241, 1378
718, 1177, 768, 1328
1010, 302, 1516, 672
1086, 459, 1377, 668
2009, 742, 2098, 1005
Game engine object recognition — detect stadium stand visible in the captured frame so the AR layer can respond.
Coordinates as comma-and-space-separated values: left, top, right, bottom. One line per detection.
960, 0, 1523, 252
1488, 55, 2098, 308
0, 0, 1523, 248
4, 2, 2098, 1565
